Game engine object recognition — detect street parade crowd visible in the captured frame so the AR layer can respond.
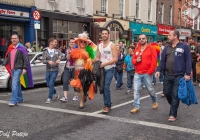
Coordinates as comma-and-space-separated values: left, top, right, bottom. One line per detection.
1, 28, 198, 122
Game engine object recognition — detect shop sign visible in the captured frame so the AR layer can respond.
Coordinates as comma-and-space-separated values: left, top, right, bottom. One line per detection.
103, 20, 124, 38
157, 24, 174, 35
0, 9, 29, 17
177, 28, 191, 37
130, 22, 157, 35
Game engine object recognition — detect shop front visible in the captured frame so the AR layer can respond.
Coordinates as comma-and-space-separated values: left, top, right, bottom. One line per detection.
192, 30, 200, 42
0, 3, 36, 45
130, 22, 157, 43
177, 28, 191, 41
92, 16, 132, 46
157, 24, 174, 42
38, 10, 93, 47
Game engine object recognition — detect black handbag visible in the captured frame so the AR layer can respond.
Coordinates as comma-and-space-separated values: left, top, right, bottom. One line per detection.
116, 65, 123, 72
130, 69, 135, 77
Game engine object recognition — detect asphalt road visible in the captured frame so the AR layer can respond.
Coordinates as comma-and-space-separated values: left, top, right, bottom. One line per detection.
0, 75, 200, 140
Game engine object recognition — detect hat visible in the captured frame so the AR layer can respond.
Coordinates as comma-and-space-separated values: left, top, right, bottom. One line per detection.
74, 32, 90, 44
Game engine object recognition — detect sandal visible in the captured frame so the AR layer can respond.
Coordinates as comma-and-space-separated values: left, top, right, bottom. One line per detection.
168, 116, 176, 122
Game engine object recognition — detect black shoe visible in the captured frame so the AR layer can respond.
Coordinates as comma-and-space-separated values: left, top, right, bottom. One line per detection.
79, 106, 84, 109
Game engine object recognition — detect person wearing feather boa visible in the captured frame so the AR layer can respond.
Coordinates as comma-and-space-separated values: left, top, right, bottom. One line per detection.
69, 32, 95, 109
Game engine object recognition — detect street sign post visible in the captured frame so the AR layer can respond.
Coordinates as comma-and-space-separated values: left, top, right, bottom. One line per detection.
32, 10, 41, 52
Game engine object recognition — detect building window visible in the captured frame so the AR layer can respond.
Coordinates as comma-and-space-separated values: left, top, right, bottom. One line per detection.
148, 0, 152, 21
119, 0, 124, 16
76, 0, 83, 7
101, 0, 107, 13
160, 3, 164, 23
178, 8, 181, 25
169, 6, 173, 25
136, 0, 139, 18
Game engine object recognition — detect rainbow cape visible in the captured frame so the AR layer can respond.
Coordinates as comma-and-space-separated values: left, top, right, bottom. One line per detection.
150, 42, 161, 66
5, 43, 34, 88
88, 41, 98, 58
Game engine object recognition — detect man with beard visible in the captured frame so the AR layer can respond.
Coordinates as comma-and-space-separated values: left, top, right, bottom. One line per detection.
131, 34, 158, 114
155, 30, 191, 122
95, 28, 118, 113
188, 37, 198, 86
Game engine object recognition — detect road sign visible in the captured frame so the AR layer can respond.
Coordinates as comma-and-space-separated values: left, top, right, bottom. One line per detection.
32, 10, 41, 20
34, 20, 40, 29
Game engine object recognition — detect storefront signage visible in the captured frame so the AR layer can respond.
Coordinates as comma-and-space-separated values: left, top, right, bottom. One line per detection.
103, 20, 124, 38
157, 24, 174, 35
93, 18, 106, 22
177, 28, 191, 37
0, 9, 29, 17
130, 22, 157, 35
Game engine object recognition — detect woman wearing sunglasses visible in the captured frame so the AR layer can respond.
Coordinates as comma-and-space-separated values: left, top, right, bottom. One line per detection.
69, 32, 95, 109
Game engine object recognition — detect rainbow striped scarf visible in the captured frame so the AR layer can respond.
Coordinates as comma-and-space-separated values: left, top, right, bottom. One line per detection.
5, 43, 34, 88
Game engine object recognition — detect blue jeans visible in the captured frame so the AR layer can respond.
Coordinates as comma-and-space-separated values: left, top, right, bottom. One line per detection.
46, 71, 58, 99
11, 69, 23, 104
133, 73, 157, 109
127, 71, 134, 89
114, 68, 118, 81
103, 67, 114, 107
163, 74, 183, 118
63, 67, 75, 91
116, 71, 123, 89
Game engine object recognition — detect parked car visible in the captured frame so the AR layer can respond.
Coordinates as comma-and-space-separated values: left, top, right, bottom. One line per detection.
0, 52, 66, 90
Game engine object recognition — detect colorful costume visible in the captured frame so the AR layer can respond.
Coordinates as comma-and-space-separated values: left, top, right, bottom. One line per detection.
70, 33, 96, 100
150, 42, 161, 66
5, 43, 34, 88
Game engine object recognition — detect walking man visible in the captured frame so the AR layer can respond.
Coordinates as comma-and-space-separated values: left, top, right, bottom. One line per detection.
2, 34, 33, 106
155, 30, 191, 121
95, 28, 118, 113
131, 34, 158, 113
43, 37, 63, 103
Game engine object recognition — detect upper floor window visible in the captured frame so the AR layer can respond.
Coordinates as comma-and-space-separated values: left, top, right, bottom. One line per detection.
77, 0, 83, 7
169, 6, 173, 25
101, 0, 107, 13
136, 0, 139, 18
178, 8, 181, 25
119, 0, 124, 16
148, 0, 152, 21
160, 3, 164, 23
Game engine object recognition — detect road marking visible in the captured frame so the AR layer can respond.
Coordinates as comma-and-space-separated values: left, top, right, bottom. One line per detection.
91, 91, 163, 114
0, 99, 199, 135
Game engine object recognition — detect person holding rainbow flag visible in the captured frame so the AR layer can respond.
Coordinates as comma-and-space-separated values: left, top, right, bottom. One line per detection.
2, 34, 33, 107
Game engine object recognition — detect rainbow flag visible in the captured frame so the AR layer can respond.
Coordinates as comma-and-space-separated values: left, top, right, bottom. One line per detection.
150, 42, 161, 66
5, 43, 34, 88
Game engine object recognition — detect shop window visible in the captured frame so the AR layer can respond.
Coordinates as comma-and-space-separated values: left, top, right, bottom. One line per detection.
57, 20, 68, 33
53, 19, 57, 32
68, 22, 83, 35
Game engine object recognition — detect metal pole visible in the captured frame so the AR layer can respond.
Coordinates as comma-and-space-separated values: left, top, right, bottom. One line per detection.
35, 29, 38, 52
114, 27, 116, 44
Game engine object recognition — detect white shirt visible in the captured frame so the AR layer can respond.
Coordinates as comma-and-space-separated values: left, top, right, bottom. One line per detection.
48, 48, 55, 57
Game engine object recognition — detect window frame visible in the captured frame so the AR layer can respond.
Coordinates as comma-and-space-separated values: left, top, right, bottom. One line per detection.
136, 0, 139, 19
101, 0, 107, 13
119, 0, 124, 17
148, 0, 152, 21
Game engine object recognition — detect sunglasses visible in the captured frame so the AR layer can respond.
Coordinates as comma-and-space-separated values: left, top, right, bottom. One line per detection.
139, 38, 145, 40
80, 41, 87, 44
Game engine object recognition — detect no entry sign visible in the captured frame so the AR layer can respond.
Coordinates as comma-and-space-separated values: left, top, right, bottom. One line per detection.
32, 10, 40, 20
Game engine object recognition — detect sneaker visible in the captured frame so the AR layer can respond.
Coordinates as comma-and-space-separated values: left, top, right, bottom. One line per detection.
168, 116, 176, 122
126, 90, 133, 94
8, 102, 17, 107
130, 108, 140, 113
160, 82, 163, 84
72, 96, 79, 101
152, 102, 158, 110
160, 93, 165, 97
54, 92, 59, 100
60, 97, 68, 102
45, 98, 52, 104
102, 106, 111, 113
143, 85, 145, 88
193, 82, 197, 86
